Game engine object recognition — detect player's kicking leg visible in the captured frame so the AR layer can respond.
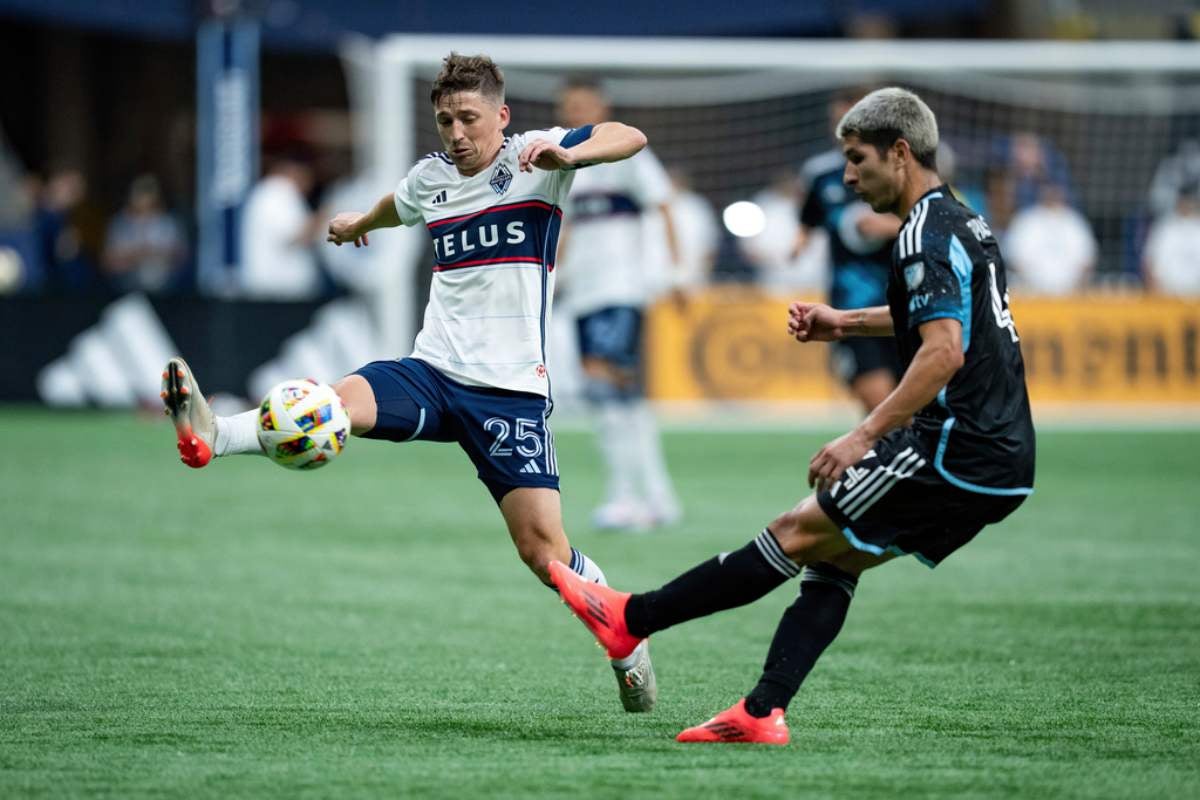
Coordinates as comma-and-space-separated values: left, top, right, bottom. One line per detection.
551, 493, 885, 743
160, 359, 377, 467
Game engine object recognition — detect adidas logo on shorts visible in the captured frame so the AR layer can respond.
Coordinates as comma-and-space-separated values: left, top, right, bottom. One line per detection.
518, 460, 541, 474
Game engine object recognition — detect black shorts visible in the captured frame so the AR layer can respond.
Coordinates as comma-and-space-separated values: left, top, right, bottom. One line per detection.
816, 427, 1028, 567
830, 337, 902, 385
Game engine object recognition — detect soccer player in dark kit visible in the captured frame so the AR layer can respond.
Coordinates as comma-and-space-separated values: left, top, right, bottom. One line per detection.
550, 87, 1036, 744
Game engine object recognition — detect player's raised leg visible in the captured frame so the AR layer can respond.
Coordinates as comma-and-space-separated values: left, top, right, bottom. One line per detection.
162, 360, 381, 468
501, 487, 656, 712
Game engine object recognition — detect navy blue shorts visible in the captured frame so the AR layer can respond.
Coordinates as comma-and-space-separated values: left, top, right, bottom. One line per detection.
830, 337, 903, 385
576, 306, 644, 370
353, 358, 559, 503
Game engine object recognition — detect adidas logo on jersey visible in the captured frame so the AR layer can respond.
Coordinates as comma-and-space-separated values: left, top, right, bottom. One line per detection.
518, 460, 541, 474
432, 189, 448, 205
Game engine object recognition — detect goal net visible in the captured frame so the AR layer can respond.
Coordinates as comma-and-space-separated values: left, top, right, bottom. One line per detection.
337, 37, 1200, 409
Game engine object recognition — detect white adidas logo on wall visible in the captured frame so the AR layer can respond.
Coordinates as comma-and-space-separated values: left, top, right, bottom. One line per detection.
246, 298, 386, 403
38, 293, 179, 408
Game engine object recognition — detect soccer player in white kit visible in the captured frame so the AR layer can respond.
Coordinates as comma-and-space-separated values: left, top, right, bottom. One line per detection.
160, 54, 658, 712
556, 78, 683, 531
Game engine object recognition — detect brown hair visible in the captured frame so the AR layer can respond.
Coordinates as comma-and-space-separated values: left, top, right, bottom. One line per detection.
430, 53, 505, 106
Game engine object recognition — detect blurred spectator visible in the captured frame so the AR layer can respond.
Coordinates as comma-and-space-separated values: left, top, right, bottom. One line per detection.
0, 130, 40, 293
738, 174, 825, 291
645, 167, 719, 296
938, 141, 985, 215
998, 132, 1075, 211
982, 166, 1017, 242
35, 167, 99, 293
102, 175, 185, 294
1006, 182, 1097, 295
1143, 180, 1200, 296
240, 152, 325, 300
1148, 139, 1200, 219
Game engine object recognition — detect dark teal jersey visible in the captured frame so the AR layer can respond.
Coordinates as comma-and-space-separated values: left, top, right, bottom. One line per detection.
800, 148, 893, 310
888, 185, 1036, 494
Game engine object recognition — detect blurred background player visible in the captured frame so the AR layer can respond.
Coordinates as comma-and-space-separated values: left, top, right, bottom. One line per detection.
556, 77, 683, 531
798, 90, 902, 413
161, 53, 658, 712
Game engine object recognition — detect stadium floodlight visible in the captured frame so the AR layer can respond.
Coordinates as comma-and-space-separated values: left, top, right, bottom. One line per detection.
723, 201, 767, 238
351, 35, 1200, 353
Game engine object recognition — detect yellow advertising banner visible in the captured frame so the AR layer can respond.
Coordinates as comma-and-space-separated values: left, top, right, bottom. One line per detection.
646, 290, 1200, 404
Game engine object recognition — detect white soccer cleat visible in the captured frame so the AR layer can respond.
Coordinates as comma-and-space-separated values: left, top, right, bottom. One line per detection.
161, 357, 216, 468
613, 641, 657, 713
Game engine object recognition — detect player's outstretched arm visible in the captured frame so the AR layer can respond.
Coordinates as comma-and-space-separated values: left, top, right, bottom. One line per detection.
326, 192, 403, 248
787, 302, 893, 342
807, 318, 963, 488
518, 122, 647, 173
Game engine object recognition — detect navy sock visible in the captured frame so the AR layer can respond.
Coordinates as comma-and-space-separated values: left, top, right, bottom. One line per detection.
624, 529, 799, 638
743, 563, 859, 717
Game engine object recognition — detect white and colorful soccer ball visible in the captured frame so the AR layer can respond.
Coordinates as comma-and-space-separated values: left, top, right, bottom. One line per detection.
257, 379, 350, 471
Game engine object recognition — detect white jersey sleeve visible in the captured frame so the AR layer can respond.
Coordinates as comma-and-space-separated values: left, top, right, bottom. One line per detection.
393, 160, 428, 226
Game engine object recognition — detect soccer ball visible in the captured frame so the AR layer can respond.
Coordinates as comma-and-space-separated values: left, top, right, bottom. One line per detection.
257, 379, 350, 471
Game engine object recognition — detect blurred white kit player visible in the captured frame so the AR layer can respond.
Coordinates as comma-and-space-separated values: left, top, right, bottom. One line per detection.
557, 78, 682, 531
644, 167, 719, 295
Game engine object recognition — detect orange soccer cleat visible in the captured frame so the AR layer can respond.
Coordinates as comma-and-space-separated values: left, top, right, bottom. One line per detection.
675, 699, 790, 745
161, 357, 215, 468
548, 560, 643, 660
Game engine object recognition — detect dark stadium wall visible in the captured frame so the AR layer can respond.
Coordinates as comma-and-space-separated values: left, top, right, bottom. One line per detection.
0, 295, 328, 402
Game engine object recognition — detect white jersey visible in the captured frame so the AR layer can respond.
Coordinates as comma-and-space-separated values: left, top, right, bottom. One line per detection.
394, 127, 590, 397
559, 147, 672, 315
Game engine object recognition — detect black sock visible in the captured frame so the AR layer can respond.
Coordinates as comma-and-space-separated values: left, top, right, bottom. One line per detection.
743, 563, 859, 718
624, 529, 799, 638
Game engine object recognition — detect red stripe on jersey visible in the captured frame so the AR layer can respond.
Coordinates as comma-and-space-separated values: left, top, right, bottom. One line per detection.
426, 201, 562, 230
432, 256, 545, 272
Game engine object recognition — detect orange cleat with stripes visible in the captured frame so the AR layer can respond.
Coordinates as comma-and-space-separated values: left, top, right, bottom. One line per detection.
675, 699, 789, 745
548, 560, 642, 660
161, 357, 215, 469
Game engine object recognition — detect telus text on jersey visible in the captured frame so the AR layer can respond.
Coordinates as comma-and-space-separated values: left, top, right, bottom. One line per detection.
433, 222, 526, 259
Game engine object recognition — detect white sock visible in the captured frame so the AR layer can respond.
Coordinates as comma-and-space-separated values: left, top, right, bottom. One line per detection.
569, 547, 607, 585
214, 410, 264, 456
611, 640, 647, 670
596, 402, 636, 506
630, 402, 679, 515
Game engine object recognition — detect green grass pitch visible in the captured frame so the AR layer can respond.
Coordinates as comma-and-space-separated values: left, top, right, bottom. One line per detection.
1, 409, 1197, 798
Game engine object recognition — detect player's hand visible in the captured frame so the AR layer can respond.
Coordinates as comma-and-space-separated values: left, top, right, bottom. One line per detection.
808, 427, 875, 489
518, 140, 575, 172
788, 301, 846, 343
327, 212, 370, 247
